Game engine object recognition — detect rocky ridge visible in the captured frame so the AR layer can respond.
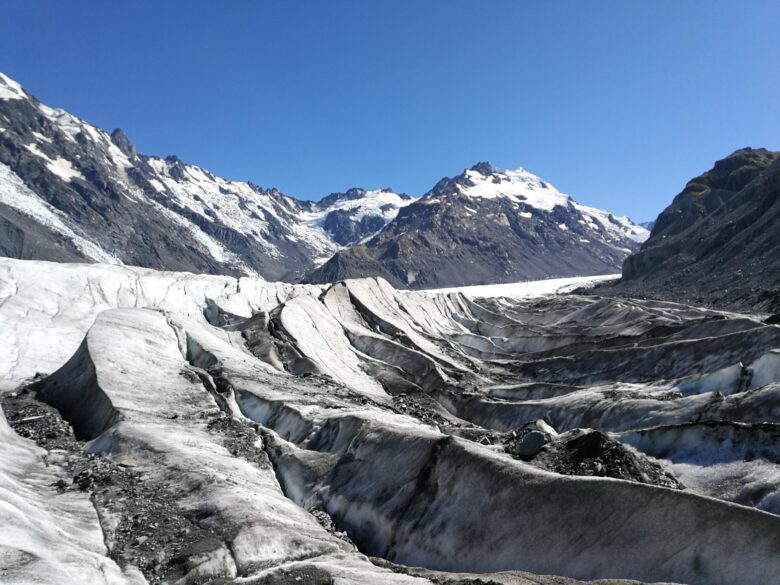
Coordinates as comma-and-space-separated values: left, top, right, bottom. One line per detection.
605, 147, 780, 312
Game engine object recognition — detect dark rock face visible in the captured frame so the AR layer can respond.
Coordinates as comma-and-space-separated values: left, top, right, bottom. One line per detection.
321, 209, 386, 246
0, 202, 87, 262
612, 148, 780, 311
304, 164, 648, 289
317, 187, 371, 208
109, 128, 136, 158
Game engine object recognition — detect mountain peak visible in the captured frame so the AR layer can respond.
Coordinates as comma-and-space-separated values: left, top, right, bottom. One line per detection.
0, 71, 26, 101
316, 187, 411, 209
110, 128, 136, 158
442, 165, 571, 212
317, 188, 368, 208
164, 154, 185, 167
681, 147, 780, 197
469, 162, 497, 176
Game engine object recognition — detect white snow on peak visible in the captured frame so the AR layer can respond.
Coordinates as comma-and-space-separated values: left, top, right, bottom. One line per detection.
247, 188, 413, 261
143, 157, 289, 256
322, 189, 411, 221
2, 67, 648, 274
328, 189, 412, 221
429, 165, 650, 244
36, 104, 134, 173
300, 189, 412, 235
4, 73, 348, 270
37, 104, 84, 142
23, 142, 85, 183
0, 72, 26, 101
457, 167, 571, 212
137, 156, 349, 266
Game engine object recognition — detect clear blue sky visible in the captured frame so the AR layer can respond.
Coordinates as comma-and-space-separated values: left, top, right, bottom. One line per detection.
2, 1, 778, 222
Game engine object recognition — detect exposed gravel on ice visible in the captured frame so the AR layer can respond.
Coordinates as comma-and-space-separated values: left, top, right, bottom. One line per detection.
525, 428, 684, 489
2, 392, 269, 584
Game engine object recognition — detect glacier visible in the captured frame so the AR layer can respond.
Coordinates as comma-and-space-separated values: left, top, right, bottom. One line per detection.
1, 257, 779, 584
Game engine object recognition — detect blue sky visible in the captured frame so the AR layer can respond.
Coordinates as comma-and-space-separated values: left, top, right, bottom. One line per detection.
1, 1, 778, 222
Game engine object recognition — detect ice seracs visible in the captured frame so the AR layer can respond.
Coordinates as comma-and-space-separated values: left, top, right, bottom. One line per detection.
2, 257, 780, 583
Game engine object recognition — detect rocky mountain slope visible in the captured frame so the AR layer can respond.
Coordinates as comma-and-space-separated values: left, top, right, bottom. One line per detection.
304, 163, 648, 289
0, 72, 409, 281
1, 72, 647, 287
2, 257, 780, 584
607, 148, 780, 312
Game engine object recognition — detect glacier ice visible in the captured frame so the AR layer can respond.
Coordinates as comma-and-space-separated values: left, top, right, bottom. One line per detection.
1, 257, 779, 584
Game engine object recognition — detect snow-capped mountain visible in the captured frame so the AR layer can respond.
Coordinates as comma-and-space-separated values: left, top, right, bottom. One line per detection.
0, 72, 406, 280
299, 187, 413, 247
305, 162, 649, 289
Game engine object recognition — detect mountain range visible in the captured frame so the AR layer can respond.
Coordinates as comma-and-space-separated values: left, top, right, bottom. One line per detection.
0, 72, 647, 286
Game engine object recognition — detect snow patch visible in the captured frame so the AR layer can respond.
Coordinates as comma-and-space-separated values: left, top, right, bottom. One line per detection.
572, 202, 649, 243
420, 274, 620, 299
458, 168, 570, 212
0, 72, 25, 100
23, 143, 84, 182
31, 131, 52, 144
